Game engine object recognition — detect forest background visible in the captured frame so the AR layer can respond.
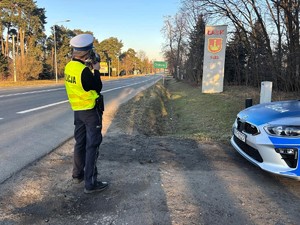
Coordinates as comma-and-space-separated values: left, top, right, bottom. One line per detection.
1, 0, 300, 92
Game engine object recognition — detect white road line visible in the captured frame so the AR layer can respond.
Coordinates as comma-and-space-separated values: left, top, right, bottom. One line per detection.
15, 76, 161, 114
16, 100, 69, 114
102, 77, 158, 93
0, 118, 3, 120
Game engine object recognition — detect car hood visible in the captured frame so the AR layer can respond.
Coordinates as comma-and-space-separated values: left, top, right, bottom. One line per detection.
237, 100, 300, 125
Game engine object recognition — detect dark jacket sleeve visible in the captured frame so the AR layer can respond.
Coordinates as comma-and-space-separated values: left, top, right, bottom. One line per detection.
81, 67, 102, 94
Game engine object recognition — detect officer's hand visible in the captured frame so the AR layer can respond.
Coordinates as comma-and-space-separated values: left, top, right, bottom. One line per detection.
93, 62, 100, 70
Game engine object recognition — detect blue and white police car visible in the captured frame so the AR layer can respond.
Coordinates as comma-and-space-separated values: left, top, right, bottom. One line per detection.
231, 100, 300, 179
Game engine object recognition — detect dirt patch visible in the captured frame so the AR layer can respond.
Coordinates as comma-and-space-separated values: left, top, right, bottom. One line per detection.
1, 79, 300, 225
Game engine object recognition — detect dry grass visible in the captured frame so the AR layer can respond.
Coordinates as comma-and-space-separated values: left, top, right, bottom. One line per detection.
0, 80, 64, 87
0, 76, 126, 88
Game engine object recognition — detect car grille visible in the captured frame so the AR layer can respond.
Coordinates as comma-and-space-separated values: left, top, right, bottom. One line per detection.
233, 136, 263, 162
237, 118, 259, 135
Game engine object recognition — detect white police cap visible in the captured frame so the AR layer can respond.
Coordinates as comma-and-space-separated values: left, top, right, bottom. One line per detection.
70, 33, 94, 51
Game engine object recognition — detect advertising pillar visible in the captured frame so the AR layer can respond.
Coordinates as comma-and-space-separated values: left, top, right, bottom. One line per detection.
202, 25, 227, 93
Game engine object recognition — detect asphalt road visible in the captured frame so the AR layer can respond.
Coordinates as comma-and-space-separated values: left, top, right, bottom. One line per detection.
0, 74, 162, 183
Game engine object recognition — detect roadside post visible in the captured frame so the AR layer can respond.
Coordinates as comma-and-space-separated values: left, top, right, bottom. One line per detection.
245, 98, 253, 108
260, 81, 272, 103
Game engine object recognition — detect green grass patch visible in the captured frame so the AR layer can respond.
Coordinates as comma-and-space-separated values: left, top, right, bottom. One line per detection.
163, 79, 298, 142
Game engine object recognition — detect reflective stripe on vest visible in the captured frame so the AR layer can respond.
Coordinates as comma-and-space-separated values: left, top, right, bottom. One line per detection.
64, 61, 99, 111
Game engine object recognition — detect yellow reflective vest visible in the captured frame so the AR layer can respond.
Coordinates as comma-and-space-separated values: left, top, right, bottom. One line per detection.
64, 61, 99, 111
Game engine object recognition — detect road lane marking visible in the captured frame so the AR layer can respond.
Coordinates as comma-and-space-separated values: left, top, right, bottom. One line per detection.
15, 76, 161, 114
102, 76, 160, 93
16, 100, 69, 114
0, 118, 3, 120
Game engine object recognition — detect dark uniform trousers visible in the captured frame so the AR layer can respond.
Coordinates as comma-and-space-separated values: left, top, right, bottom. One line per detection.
73, 107, 102, 190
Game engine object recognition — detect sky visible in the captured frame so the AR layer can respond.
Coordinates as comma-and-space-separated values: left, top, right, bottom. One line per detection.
35, 0, 181, 61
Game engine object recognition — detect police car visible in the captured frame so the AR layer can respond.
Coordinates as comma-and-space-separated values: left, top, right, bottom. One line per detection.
231, 100, 300, 180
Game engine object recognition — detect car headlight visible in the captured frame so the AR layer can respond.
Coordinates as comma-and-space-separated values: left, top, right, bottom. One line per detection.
264, 125, 300, 137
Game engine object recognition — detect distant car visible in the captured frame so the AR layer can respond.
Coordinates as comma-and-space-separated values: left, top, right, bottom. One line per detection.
119, 70, 126, 76
231, 100, 300, 180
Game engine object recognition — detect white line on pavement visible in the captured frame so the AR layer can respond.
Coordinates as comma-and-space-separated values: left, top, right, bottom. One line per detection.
16, 100, 69, 114
101, 77, 158, 93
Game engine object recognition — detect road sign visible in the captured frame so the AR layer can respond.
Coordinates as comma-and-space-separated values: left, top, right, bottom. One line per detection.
100, 62, 108, 73
202, 25, 227, 93
153, 61, 168, 69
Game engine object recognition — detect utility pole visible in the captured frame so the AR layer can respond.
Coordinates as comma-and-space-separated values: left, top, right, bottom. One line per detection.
12, 35, 17, 82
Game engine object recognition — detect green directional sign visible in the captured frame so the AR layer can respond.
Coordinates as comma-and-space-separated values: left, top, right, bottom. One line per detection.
153, 61, 168, 69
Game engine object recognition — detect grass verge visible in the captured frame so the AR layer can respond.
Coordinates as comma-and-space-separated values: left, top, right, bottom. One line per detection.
163, 78, 298, 142
117, 77, 299, 143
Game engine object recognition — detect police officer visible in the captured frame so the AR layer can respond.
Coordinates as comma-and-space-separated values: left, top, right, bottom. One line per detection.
64, 33, 108, 194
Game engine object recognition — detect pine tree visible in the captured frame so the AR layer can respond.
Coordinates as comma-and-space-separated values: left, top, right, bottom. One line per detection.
225, 29, 248, 85
185, 14, 205, 84
0, 0, 46, 80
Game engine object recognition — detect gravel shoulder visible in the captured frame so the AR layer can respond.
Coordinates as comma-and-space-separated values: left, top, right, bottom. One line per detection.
1, 79, 300, 225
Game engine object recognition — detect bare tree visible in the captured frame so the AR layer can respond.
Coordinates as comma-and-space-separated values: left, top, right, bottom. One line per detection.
174, 0, 300, 90
161, 13, 188, 79
162, 16, 176, 76
277, 0, 300, 91
180, 0, 205, 33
